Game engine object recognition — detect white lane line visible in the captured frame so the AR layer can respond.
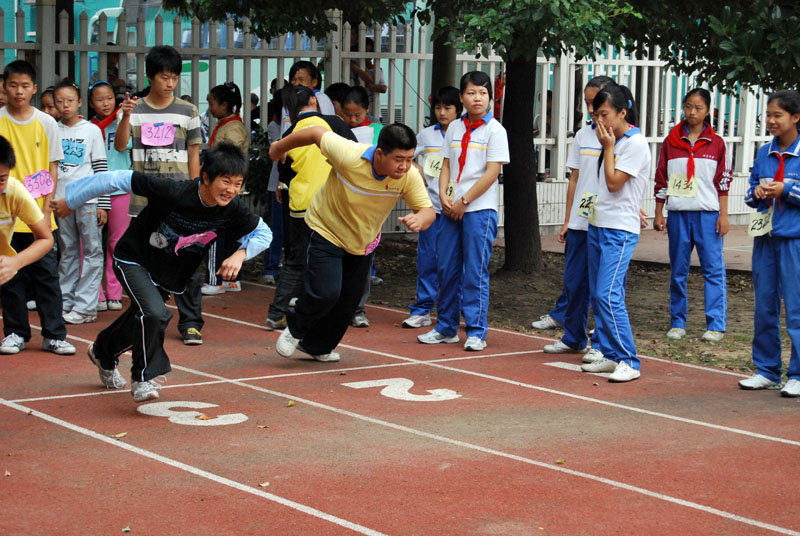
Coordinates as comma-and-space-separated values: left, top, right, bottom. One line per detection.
0, 397, 389, 536
544, 361, 612, 378
158, 364, 798, 536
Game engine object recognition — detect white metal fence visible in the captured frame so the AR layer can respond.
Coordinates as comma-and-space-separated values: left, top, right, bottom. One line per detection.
1, 4, 768, 232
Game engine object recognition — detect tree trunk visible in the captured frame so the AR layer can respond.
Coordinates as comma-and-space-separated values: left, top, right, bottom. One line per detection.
502, 54, 541, 273
428, 6, 457, 124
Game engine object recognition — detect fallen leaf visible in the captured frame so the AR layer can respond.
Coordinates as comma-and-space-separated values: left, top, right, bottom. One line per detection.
4, 470, 10, 476
27, 410, 32, 415
287, 401, 296, 407
258, 481, 269, 487
256, 425, 269, 429
195, 414, 211, 420
555, 459, 565, 465
111, 432, 128, 439
121, 526, 131, 533
592, 382, 599, 386
339, 372, 347, 376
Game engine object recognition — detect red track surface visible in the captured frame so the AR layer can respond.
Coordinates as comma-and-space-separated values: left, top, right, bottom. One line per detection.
2, 282, 799, 535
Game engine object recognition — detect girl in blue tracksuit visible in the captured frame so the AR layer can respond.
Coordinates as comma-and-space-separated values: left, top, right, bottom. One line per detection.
580, 85, 650, 382
739, 89, 800, 397
417, 71, 509, 351
653, 88, 731, 343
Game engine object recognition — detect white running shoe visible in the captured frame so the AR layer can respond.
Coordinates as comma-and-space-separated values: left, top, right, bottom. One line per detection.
42, 338, 76, 355
88, 344, 126, 389
581, 357, 617, 373
223, 281, 242, 292
738, 374, 781, 390
313, 352, 341, 363
402, 314, 433, 329
531, 314, 561, 330
108, 300, 123, 311
781, 379, 800, 398
201, 284, 225, 296
0, 333, 25, 354
609, 361, 641, 382
701, 330, 724, 342
351, 313, 370, 328
131, 379, 163, 402
63, 311, 98, 324
582, 348, 604, 364
666, 327, 686, 340
417, 329, 459, 344
544, 340, 588, 354
464, 337, 487, 351
276, 328, 301, 357
96, 301, 108, 312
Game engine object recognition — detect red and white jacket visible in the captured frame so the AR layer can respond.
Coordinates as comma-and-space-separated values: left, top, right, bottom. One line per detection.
654, 121, 732, 212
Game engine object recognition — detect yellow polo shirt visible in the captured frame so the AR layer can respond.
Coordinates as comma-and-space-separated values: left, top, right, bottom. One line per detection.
0, 177, 46, 256
305, 131, 432, 255
286, 115, 333, 216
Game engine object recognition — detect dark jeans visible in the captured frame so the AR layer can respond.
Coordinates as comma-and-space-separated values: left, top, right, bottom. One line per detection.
262, 189, 286, 275
175, 263, 204, 334
287, 232, 374, 355
94, 260, 173, 382
267, 215, 312, 322
1, 231, 67, 341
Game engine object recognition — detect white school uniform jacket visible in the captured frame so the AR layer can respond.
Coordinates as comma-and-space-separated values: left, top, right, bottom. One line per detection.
56, 119, 108, 204
591, 127, 651, 234
441, 112, 510, 213
566, 124, 602, 232
415, 123, 447, 213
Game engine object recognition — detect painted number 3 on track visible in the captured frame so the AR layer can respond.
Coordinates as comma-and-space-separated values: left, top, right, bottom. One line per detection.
137, 401, 248, 426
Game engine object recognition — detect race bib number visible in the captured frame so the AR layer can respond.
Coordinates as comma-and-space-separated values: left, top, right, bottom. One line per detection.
61, 140, 86, 166
446, 181, 456, 204
174, 231, 218, 254
423, 153, 444, 178
748, 205, 774, 237
667, 173, 699, 198
365, 231, 381, 255
23, 170, 54, 199
141, 122, 175, 147
578, 191, 597, 220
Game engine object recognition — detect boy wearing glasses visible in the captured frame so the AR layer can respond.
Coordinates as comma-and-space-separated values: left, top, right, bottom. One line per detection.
114, 45, 205, 345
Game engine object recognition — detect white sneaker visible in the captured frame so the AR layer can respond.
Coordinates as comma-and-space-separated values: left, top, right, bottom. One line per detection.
464, 336, 487, 351
402, 314, 433, 329
351, 313, 370, 328
276, 328, 301, 357
313, 351, 340, 363
88, 344, 126, 389
738, 374, 781, 390
63, 311, 98, 324
223, 281, 242, 292
201, 284, 225, 296
96, 301, 108, 312
108, 300, 123, 311
370, 275, 383, 285
781, 379, 800, 398
531, 314, 561, 330
581, 357, 618, 373
417, 329, 459, 344
42, 338, 76, 355
260, 274, 276, 285
582, 348, 604, 364
666, 327, 686, 340
702, 330, 724, 342
26, 300, 36, 311
131, 379, 162, 402
544, 340, 588, 354
609, 361, 641, 382
0, 333, 25, 354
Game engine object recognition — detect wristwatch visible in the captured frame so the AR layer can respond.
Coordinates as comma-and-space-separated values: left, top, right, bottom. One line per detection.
461, 197, 470, 206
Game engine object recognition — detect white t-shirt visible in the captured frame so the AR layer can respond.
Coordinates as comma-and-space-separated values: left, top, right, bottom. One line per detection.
415, 123, 447, 213
591, 128, 651, 234
441, 114, 509, 213
566, 124, 602, 232
56, 119, 107, 201
280, 90, 335, 135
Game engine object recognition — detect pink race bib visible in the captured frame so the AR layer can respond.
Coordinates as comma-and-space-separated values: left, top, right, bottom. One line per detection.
365, 231, 381, 255
141, 122, 175, 146
23, 170, 54, 198
174, 231, 217, 254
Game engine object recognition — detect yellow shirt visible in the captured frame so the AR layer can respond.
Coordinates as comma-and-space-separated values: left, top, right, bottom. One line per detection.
0, 108, 62, 233
305, 131, 432, 255
0, 177, 46, 256
287, 115, 333, 216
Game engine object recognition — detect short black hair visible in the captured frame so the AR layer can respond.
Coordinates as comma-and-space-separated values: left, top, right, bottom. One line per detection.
54, 79, 80, 100
377, 123, 416, 154
0, 135, 16, 169
3, 60, 36, 84
250, 92, 259, 106
768, 90, 800, 117
460, 71, 492, 100
145, 45, 182, 80
342, 86, 369, 110
432, 86, 462, 116
201, 142, 247, 183
289, 61, 321, 88
325, 82, 350, 104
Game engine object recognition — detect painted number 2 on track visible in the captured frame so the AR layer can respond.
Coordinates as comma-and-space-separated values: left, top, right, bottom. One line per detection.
342, 377, 461, 402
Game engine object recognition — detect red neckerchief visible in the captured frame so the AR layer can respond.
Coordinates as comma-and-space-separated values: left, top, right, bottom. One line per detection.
456, 115, 486, 183
666, 120, 713, 184
90, 106, 121, 141
771, 152, 788, 210
209, 115, 242, 146
357, 117, 373, 127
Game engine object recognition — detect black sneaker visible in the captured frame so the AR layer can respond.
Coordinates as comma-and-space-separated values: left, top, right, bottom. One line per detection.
182, 328, 203, 345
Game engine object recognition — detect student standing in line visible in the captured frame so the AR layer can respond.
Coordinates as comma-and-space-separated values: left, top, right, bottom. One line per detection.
281, 61, 336, 135
114, 46, 205, 345
403, 86, 461, 329
580, 85, 650, 382
269, 124, 434, 363
201, 82, 249, 296
52, 143, 271, 402
539, 76, 615, 362
653, 88, 731, 343
417, 71, 510, 351
324, 82, 350, 119
0, 60, 74, 356
89, 80, 131, 313
739, 89, 800, 397
53, 80, 109, 324
39, 87, 60, 122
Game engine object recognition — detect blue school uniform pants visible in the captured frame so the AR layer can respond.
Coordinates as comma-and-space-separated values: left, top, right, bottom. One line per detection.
548, 291, 568, 325
436, 209, 497, 340
751, 235, 800, 382
409, 213, 443, 316
559, 229, 597, 350
587, 225, 639, 369
667, 211, 727, 331
262, 189, 285, 276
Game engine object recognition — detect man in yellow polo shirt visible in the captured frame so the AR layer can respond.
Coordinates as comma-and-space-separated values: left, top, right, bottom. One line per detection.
268, 123, 435, 362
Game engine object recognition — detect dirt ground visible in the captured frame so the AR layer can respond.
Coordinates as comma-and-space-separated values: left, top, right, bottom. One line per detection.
243, 237, 790, 374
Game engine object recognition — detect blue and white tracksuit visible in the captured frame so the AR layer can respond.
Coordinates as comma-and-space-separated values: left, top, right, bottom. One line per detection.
744, 136, 800, 383
588, 128, 651, 370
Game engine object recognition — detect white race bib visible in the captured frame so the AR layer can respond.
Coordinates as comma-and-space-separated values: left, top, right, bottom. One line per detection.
446, 181, 456, 204
578, 191, 597, 220
423, 153, 444, 178
748, 205, 774, 237
667, 173, 699, 198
